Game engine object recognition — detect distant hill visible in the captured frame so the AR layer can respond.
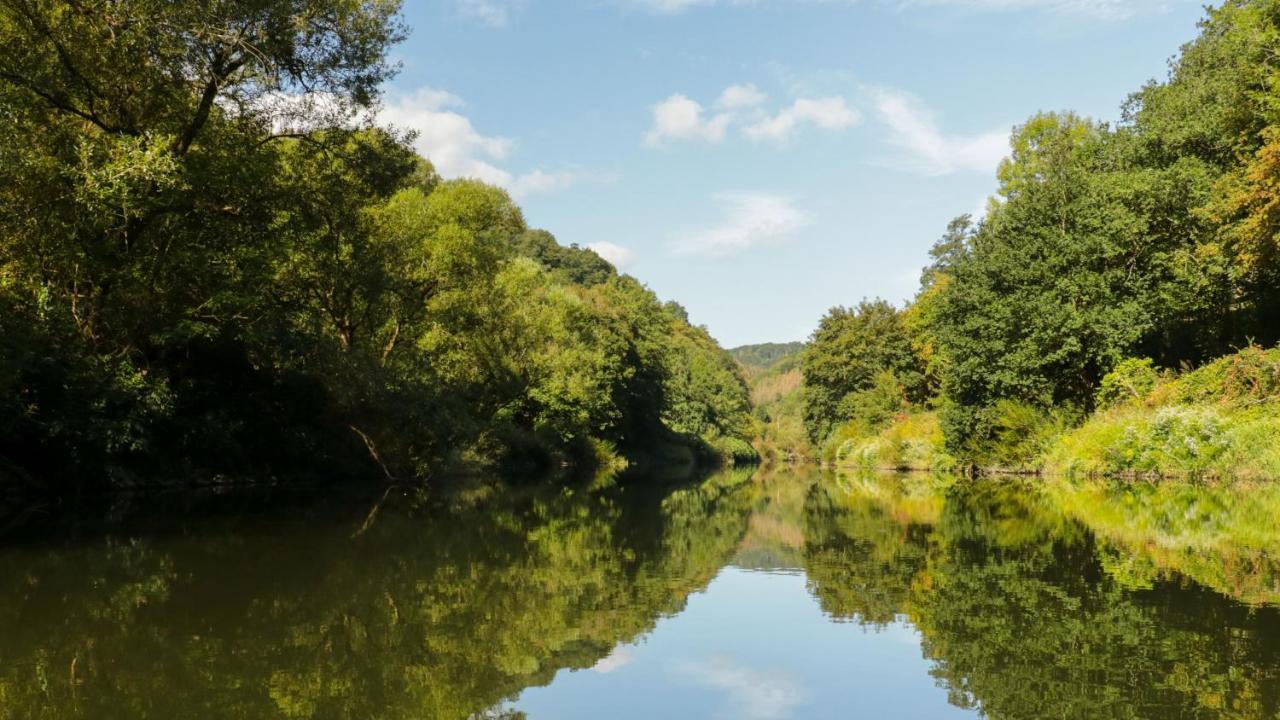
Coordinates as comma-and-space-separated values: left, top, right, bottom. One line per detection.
731, 341, 812, 462
729, 342, 806, 374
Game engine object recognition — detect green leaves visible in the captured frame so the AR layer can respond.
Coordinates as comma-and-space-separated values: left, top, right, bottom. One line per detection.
802, 300, 925, 445
0, 0, 756, 484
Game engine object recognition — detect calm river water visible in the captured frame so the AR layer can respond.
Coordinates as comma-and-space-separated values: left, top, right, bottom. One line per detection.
1, 468, 1278, 719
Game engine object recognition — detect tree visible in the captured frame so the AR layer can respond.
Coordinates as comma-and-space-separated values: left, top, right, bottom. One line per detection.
801, 300, 924, 443
0, 0, 406, 348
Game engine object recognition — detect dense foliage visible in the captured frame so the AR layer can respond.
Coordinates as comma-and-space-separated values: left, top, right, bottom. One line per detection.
802, 0, 1280, 472
801, 300, 926, 445
0, 0, 754, 492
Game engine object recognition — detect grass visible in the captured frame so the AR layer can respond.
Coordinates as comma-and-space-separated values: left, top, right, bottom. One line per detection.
832, 411, 955, 473
1044, 347, 1280, 481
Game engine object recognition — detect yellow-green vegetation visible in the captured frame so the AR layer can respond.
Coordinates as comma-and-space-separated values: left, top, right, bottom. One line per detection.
820, 346, 1280, 480
827, 411, 954, 473
1045, 347, 1280, 480
729, 342, 813, 464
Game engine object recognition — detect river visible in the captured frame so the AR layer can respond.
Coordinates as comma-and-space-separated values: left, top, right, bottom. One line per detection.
1, 468, 1277, 719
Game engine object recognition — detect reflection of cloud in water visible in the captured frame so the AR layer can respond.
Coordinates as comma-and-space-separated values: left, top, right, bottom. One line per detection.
673, 656, 807, 719
591, 646, 634, 674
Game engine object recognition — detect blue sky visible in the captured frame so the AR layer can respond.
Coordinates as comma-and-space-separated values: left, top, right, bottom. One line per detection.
380, 0, 1208, 347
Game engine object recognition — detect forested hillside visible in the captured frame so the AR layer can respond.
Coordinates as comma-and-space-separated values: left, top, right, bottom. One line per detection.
729, 343, 806, 374
800, 0, 1280, 478
0, 1, 755, 493
730, 342, 812, 463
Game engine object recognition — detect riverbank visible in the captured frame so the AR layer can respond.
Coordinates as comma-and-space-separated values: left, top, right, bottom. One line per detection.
826, 346, 1280, 482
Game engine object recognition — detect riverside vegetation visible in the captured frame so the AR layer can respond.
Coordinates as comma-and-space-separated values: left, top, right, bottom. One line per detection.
3, 0, 1280, 501
788, 0, 1280, 480
0, 0, 757, 497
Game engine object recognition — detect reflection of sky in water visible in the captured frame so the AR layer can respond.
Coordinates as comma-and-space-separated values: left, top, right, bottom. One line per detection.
512, 566, 977, 719
671, 656, 807, 720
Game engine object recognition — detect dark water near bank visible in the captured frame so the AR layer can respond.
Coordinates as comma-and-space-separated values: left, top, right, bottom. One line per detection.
3, 469, 1280, 719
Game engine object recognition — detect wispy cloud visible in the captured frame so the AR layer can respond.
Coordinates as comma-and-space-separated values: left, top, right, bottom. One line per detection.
380, 88, 606, 199
587, 241, 637, 268
645, 86, 858, 146
673, 193, 810, 256
632, 0, 719, 13
744, 97, 861, 142
866, 87, 1008, 175
673, 657, 808, 720
895, 0, 1175, 20
451, 0, 522, 26
630, 0, 1174, 19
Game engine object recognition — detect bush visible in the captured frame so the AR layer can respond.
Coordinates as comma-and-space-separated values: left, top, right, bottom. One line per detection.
837, 412, 954, 472
1097, 358, 1159, 409
1162, 346, 1280, 406
1044, 346, 1280, 480
711, 435, 761, 467
966, 400, 1078, 471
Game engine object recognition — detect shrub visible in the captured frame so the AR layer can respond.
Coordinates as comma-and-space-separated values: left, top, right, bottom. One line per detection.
1096, 358, 1159, 409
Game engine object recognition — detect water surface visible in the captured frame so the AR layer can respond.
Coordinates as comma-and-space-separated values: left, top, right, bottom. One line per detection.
2, 469, 1279, 719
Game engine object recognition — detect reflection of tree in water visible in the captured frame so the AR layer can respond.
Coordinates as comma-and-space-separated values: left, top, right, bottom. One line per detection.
803, 473, 1280, 719
802, 472, 946, 626
0, 470, 759, 720
6, 470, 1280, 720
1042, 479, 1280, 606
731, 467, 819, 571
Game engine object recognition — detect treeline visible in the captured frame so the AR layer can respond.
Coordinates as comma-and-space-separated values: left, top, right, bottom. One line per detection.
802, 0, 1280, 473
0, 1, 755, 493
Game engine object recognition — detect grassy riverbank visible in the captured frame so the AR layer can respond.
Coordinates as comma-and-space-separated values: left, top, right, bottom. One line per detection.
826, 346, 1280, 481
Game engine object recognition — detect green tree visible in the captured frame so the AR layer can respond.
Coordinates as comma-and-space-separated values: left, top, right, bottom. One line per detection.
802, 300, 925, 444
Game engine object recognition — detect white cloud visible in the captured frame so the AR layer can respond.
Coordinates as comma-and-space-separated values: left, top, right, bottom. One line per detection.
644, 94, 732, 147
744, 96, 861, 141
380, 88, 513, 185
630, 0, 1173, 19
512, 169, 621, 199
587, 241, 637, 268
718, 83, 767, 110
592, 646, 636, 673
867, 87, 1008, 175
897, 0, 1173, 20
452, 0, 521, 26
633, 0, 718, 13
645, 87, 858, 146
674, 657, 808, 720
380, 88, 606, 199
674, 193, 810, 256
